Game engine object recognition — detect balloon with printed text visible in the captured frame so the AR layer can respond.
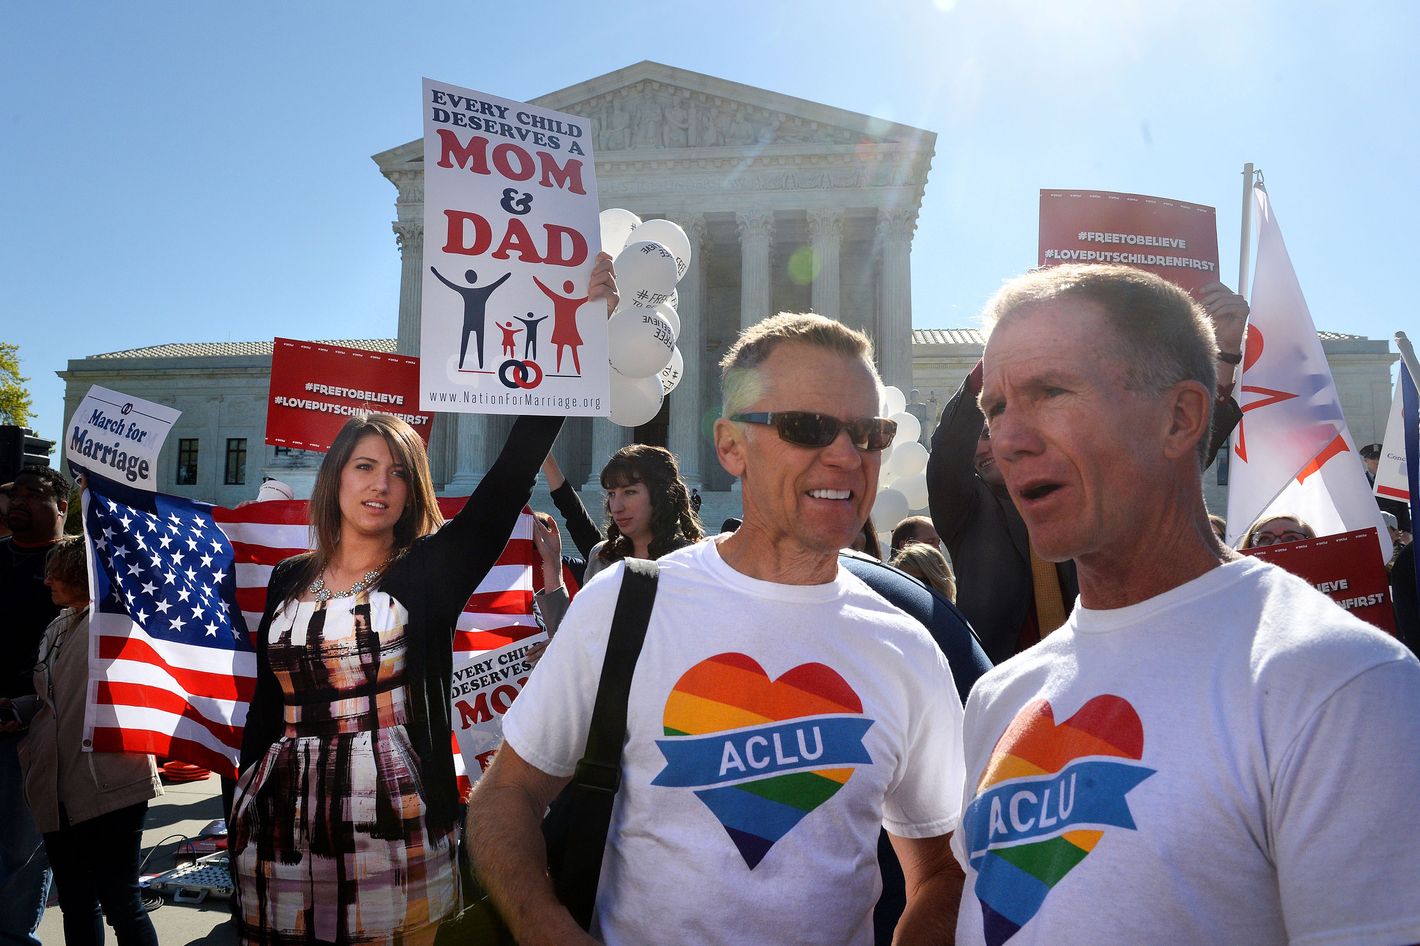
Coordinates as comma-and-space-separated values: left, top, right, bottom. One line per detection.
658, 347, 685, 395
615, 240, 679, 308
607, 307, 676, 378
628, 218, 692, 280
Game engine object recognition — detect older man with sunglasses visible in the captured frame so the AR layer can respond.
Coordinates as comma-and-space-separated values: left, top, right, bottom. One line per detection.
470, 313, 966, 946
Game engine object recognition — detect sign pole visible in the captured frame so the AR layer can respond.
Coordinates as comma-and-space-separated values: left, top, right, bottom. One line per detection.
1237, 162, 1255, 297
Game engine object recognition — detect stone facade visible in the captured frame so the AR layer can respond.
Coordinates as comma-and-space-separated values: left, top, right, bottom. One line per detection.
372, 60, 935, 494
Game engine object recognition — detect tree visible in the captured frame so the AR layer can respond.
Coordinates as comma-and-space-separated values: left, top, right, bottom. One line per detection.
0, 343, 33, 427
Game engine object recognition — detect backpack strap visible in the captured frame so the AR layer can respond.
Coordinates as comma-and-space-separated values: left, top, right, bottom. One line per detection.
551, 557, 659, 928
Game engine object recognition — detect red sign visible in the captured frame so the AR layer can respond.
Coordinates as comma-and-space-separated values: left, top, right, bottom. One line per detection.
1038, 190, 1221, 296
266, 339, 434, 451
1241, 528, 1397, 635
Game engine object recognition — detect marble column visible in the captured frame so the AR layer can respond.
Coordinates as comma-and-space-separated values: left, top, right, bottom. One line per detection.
393, 220, 452, 489
667, 214, 706, 489
876, 208, 917, 392
806, 208, 844, 320
584, 419, 631, 492
736, 209, 775, 330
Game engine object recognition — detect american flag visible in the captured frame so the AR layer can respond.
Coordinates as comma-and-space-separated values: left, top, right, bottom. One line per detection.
82, 473, 257, 778
215, 494, 542, 789
84, 476, 543, 781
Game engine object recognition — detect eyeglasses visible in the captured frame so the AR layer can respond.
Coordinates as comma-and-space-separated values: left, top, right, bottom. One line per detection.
731, 412, 898, 451
1249, 530, 1309, 547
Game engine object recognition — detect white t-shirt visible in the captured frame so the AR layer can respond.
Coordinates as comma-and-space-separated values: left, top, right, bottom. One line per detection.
951, 556, 1420, 946
503, 537, 966, 946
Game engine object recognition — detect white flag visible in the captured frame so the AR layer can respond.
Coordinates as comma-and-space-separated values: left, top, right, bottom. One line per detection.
1374, 380, 1410, 504
1225, 186, 1391, 559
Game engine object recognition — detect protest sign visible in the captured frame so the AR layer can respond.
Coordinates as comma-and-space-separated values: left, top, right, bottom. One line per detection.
1241, 528, 1397, 634
450, 632, 547, 781
420, 78, 608, 417
1038, 189, 1220, 296
66, 385, 180, 489
266, 338, 433, 451
1375, 381, 1410, 503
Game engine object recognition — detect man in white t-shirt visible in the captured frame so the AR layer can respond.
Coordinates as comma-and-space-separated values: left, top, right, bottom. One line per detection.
469, 313, 967, 946
953, 263, 1420, 946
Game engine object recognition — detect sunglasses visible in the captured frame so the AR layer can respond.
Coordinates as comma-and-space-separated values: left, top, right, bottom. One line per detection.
731, 412, 898, 451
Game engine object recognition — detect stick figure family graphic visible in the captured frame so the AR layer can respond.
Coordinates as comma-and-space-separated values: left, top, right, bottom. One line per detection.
431, 266, 588, 374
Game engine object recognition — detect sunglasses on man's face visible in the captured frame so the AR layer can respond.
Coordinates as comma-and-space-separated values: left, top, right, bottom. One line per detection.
731, 412, 898, 451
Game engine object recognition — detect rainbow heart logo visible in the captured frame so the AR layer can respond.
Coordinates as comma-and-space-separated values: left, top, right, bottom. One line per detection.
962, 694, 1155, 946
652, 653, 874, 868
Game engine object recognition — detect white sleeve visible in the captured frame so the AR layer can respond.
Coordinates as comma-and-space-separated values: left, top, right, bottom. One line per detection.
1270, 656, 1420, 946
500, 564, 627, 778
882, 641, 967, 839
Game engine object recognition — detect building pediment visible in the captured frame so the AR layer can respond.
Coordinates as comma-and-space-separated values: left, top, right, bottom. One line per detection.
534, 61, 930, 154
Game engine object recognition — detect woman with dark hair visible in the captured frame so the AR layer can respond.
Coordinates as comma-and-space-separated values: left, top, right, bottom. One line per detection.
5, 535, 162, 946
536, 445, 703, 633
230, 256, 616, 945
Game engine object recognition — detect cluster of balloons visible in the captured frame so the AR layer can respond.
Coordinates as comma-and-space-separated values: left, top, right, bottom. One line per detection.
600, 208, 692, 427
871, 385, 931, 533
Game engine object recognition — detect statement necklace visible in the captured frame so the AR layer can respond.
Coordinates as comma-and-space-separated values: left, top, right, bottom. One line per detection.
309, 555, 393, 603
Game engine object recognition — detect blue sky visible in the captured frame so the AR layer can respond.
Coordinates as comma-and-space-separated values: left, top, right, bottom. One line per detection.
4, 0, 1416, 446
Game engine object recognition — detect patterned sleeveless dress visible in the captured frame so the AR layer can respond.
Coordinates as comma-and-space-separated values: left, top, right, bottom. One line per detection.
231, 589, 458, 944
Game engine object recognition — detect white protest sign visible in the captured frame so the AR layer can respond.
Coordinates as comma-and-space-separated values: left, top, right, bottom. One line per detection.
420, 78, 607, 416
66, 385, 180, 489
449, 632, 547, 782
1374, 380, 1409, 504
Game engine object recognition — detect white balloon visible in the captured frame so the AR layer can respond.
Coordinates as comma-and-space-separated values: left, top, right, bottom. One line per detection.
666, 288, 678, 310
872, 488, 910, 531
608, 370, 664, 427
889, 411, 921, 446
656, 302, 680, 341
882, 386, 907, 417
897, 471, 930, 511
630, 218, 691, 280
607, 307, 676, 378
888, 440, 929, 478
615, 241, 679, 307
658, 346, 685, 395
599, 208, 641, 256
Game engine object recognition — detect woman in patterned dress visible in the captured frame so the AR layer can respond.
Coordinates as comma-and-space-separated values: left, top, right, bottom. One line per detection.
231, 256, 617, 945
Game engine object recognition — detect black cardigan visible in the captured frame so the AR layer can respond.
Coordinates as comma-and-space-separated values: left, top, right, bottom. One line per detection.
238, 414, 563, 836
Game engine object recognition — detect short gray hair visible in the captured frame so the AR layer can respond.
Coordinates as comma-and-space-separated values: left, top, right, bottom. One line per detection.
985, 264, 1218, 461
719, 312, 879, 418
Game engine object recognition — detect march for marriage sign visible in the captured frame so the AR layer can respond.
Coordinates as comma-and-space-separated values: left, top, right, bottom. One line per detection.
1038, 189, 1221, 296
420, 78, 608, 417
66, 385, 181, 490
1241, 528, 1397, 635
266, 338, 434, 452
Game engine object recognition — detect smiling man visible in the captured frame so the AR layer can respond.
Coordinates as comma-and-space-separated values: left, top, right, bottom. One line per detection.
952, 265, 1420, 945
469, 313, 967, 945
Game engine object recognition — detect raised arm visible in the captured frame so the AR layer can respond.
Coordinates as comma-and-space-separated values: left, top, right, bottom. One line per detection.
927, 364, 989, 548
543, 453, 602, 558
430, 265, 460, 291
1197, 282, 1249, 465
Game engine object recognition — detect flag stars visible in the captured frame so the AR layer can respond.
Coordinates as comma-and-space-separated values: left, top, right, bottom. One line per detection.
169, 614, 186, 632
204, 621, 220, 638
177, 587, 191, 603
212, 569, 227, 584
140, 581, 157, 596
185, 536, 198, 552
158, 535, 172, 550
154, 600, 171, 614
163, 570, 177, 585
118, 514, 133, 530
134, 609, 148, 627
209, 538, 224, 554
200, 553, 214, 569
184, 566, 198, 583
126, 562, 142, 577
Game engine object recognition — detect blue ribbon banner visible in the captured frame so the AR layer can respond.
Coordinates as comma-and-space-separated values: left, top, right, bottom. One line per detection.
964, 759, 1155, 865
653, 716, 874, 788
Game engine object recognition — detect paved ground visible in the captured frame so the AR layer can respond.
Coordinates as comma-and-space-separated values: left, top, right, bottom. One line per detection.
37, 773, 238, 945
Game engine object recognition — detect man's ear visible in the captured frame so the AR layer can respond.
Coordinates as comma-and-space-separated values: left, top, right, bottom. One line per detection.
714, 417, 748, 479
1161, 380, 1213, 461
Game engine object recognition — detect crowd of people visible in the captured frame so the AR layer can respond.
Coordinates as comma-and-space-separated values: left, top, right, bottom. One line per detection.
1, 259, 1418, 945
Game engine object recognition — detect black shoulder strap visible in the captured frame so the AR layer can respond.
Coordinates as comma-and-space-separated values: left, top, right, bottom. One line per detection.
549, 557, 658, 929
